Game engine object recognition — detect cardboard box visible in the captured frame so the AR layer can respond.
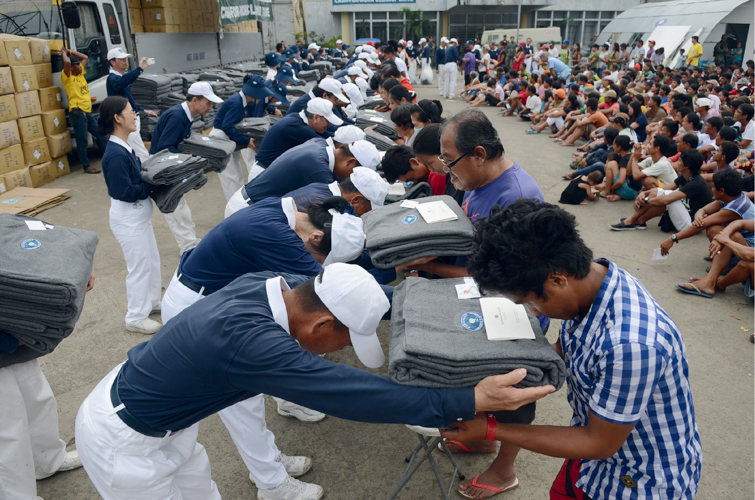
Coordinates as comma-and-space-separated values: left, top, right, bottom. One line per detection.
22, 137, 50, 167
0, 94, 17, 123
191, 11, 203, 26
145, 24, 180, 33
142, 7, 179, 25
202, 12, 216, 27
51, 154, 70, 178
17, 116, 44, 142
29, 161, 55, 187
178, 9, 190, 25
0, 120, 20, 150
128, 0, 141, 8
2, 37, 32, 66
10, 65, 40, 93
141, 0, 174, 7
47, 131, 71, 158
129, 8, 142, 27
27, 38, 52, 64
0, 178, 8, 194
40, 109, 66, 136
0, 67, 13, 94
32, 63, 52, 88
0, 144, 24, 175
37, 87, 61, 112
0, 40, 8, 67
132, 23, 145, 33
15, 91, 42, 117
3, 166, 31, 189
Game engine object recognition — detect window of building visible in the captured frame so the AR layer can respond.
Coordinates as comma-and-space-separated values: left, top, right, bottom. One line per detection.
353, 11, 437, 42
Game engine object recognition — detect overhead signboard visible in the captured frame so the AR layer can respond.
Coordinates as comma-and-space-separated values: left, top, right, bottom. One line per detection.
219, 0, 273, 25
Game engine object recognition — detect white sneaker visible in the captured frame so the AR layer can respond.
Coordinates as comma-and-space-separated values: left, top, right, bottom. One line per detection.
36, 450, 82, 480
126, 318, 162, 335
276, 399, 326, 422
250, 454, 312, 484
257, 475, 323, 500
151, 304, 161, 314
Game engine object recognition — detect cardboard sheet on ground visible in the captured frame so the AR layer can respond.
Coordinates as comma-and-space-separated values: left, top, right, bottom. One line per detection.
0, 187, 70, 215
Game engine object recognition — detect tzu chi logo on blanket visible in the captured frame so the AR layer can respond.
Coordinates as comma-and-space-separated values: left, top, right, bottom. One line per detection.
401, 214, 418, 225
460, 312, 484, 332
20, 238, 41, 250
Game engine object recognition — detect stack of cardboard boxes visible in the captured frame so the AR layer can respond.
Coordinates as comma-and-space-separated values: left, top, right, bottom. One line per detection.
0, 35, 72, 195
128, 0, 252, 34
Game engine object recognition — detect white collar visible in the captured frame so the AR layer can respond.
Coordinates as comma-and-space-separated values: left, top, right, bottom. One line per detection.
308, 90, 316, 99
108, 135, 132, 153
281, 197, 297, 230
328, 180, 340, 196
109, 68, 125, 76
265, 277, 291, 334
326, 146, 335, 171
239, 90, 246, 102
181, 101, 193, 121
299, 110, 309, 125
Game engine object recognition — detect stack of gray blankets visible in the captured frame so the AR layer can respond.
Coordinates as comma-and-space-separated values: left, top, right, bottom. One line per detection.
132, 73, 175, 108
286, 86, 308, 97
140, 149, 209, 185
150, 172, 208, 214
235, 117, 273, 141
389, 277, 566, 389
0, 214, 98, 367
360, 96, 387, 110
158, 92, 187, 114
139, 111, 160, 141
297, 70, 320, 82
177, 132, 235, 172
362, 195, 475, 269
364, 129, 395, 151
309, 61, 333, 74
355, 116, 397, 140
384, 182, 433, 204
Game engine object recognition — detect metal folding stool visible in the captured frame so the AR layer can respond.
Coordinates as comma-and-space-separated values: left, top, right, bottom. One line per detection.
388, 425, 465, 500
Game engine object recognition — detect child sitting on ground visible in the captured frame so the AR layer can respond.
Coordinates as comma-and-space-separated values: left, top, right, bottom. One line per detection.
559, 170, 605, 205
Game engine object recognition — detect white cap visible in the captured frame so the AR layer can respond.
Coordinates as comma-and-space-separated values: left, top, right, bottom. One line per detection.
322, 212, 365, 267
306, 98, 343, 126
420, 38, 427, 44
355, 46, 363, 54
450, 38, 458, 44
350, 167, 389, 207
369, 53, 380, 63
342, 82, 364, 108
333, 125, 366, 145
107, 48, 131, 60
318, 78, 349, 103
354, 60, 368, 70
314, 263, 390, 368
406, 40, 413, 47
348, 66, 367, 79
349, 140, 380, 170
696, 97, 713, 108
355, 77, 369, 93
358, 52, 371, 60
441, 37, 449, 43
308, 42, 320, 50
399, 39, 406, 45
187, 82, 224, 103
362, 45, 376, 54
336, 39, 343, 44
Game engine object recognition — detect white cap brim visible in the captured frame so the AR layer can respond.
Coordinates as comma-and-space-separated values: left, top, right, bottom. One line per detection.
205, 93, 224, 103
349, 329, 385, 368
333, 91, 350, 104
322, 111, 343, 126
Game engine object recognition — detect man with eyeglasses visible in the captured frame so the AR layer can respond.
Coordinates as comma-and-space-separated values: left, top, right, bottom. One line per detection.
400, 109, 547, 499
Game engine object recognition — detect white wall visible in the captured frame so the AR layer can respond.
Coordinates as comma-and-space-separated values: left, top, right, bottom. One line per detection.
537, 0, 643, 11
304, 0, 340, 40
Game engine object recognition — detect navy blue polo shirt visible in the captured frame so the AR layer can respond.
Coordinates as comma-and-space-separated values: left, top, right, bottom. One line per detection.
285, 181, 338, 211
435, 47, 446, 68
445, 45, 462, 63
102, 137, 153, 202
213, 92, 256, 147
106, 68, 144, 113
254, 110, 321, 168
245, 138, 337, 202
178, 197, 321, 293
117, 272, 474, 432
285, 92, 312, 116
149, 103, 192, 154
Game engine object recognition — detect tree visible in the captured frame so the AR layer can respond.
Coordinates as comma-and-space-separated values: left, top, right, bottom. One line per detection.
402, 8, 433, 41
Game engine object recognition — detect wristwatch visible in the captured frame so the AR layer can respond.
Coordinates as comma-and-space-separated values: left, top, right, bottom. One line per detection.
671, 234, 678, 243
644, 195, 650, 203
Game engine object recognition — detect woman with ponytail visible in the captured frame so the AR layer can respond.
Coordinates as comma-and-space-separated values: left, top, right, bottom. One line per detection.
410, 99, 444, 128
99, 96, 163, 335
387, 84, 416, 110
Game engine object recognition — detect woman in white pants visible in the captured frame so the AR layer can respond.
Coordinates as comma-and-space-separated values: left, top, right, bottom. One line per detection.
100, 96, 162, 335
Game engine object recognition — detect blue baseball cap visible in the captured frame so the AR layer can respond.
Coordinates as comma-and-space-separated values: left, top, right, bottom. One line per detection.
265, 52, 285, 67
466, 40, 475, 46
243, 75, 273, 99
276, 66, 298, 83
265, 80, 289, 105
563, 39, 570, 44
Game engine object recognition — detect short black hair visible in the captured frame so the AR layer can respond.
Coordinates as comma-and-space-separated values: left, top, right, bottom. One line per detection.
685, 112, 702, 131
390, 104, 413, 128
613, 135, 631, 152
603, 126, 619, 145
739, 103, 754, 121
379, 78, 400, 92
653, 134, 675, 157
662, 121, 679, 136
681, 132, 699, 149
719, 141, 740, 164
440, 109, 504, 161
307, 196, 350, 255
467, 199, 593, 298
586, 98, 598, 111
681, 148, 704, 175
382, 66, 402, 79
412, 123, 441, 156
719, 126, 738, 141
712, 167, 742, 196
381, 145, 414, 183
707, 116, 724, 134
388, 84, 414, 104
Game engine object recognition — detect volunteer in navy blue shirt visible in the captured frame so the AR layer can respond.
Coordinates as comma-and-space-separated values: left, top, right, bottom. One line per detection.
435, 38, 447, 95
148, 82, 223, 254
210, 75, 272, 201
442, 39, 463, 99
98, 96, 162, 335
105, 48, 156, 162
286, 77, 350, 116
264, 51, 285, 81
249, 97, 343, 177
225, 137, 380, 218
333, 40, 347, 58
76, 260, 550, 500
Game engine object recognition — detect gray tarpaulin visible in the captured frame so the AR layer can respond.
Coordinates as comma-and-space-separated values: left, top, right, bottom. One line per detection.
389, 278, 566, 389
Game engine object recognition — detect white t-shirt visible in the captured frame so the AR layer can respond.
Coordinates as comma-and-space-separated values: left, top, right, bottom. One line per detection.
394, 57, 408, 75
481, 53, 491, 72
525, 95, 542, 112
639, 156, 677, 185
741, 120, 754, 153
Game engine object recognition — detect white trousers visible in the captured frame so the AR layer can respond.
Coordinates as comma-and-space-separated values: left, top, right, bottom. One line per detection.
163, 197, 198, 254
224, 187, 250, 219
247, 160, 265, 184
443, 62, 458, 97
437, 63, 445, 94
659, 189, 692, 232
0, 360, 66, 500
128, 116, 150, 163
209, 128, 257, 202
75, 364, 222, 500
547, 116, 565, 130
109, 198, 161, 326
160, 283, 287, 490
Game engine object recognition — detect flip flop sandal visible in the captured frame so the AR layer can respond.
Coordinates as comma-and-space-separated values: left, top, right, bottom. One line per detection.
676, 283, 713, 298
703, 255, 714, 262
458, 475, 519, 499
84, 167, 101, 174
437, 439, 498, 454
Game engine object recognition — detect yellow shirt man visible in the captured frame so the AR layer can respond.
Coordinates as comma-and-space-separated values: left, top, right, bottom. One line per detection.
61, 67, 92, 113
686, 39, 703, 67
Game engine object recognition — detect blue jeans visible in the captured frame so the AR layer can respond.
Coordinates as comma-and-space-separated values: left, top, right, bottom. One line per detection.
573, 162, 605, 177
71, 109, 107, 168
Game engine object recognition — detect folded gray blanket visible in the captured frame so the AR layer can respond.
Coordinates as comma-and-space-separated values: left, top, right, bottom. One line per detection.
362, 195, 475, 269
384, 182, 433, 204
364, 129, 395, 151
177, 133, 236, 173
0, 214, 97, 354
140, 149, 208, 185
235, 117, 272, 141
359, 96, 387, 110
297, 70, 320, 82
355, 117, 398, 139
389, 278, 566, 389
150, 171, 208, 213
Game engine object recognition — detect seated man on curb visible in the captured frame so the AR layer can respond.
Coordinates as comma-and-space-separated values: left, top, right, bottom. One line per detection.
558, 98, 609, 147
628, 134, 678, 190
611, 148, 711, 232
660, 168, 751, 257
443, 199, 702, 500
600, 135, 637, 202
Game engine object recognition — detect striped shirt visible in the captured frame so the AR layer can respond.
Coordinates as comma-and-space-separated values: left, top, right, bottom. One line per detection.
721, 193, 754, 240
561, 260, 702, 500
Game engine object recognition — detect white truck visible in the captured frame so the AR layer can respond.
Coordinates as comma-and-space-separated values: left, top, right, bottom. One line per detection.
481, 27, 562, 46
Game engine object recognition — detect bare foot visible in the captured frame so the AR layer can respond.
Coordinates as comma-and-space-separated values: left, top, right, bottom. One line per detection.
580, 200, 589, 205
548, 133, 559, 138
458, 468, 518, 499
560, 141, 575, 146
689, 278, 721, 295
606, 194, 622, 202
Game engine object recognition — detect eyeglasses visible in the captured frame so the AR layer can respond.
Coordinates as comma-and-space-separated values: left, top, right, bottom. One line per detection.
438, 150, 472, 169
